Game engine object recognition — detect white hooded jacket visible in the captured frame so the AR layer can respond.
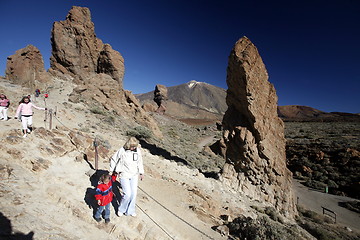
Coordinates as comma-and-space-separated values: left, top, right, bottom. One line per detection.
110, 147, 144, 179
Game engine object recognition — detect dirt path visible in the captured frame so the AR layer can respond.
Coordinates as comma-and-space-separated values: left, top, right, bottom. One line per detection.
292, 179, 360, 232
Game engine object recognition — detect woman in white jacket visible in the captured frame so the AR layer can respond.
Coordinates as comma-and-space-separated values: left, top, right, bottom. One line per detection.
110, 136, 144, 216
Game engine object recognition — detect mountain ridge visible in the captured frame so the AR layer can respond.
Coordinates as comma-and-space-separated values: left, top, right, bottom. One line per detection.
136, 81, 360, 123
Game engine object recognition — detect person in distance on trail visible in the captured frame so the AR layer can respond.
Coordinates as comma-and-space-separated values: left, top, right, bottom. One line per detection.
0, 94, 10, 121
94, 172, 117, 224
110, 136, 144, 217
14, 96, 46, 138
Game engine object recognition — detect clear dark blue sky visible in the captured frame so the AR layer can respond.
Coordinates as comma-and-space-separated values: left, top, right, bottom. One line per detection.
0, 0, 359, 113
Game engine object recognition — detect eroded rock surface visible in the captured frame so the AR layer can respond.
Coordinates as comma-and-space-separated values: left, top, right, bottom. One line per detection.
50, 6, 124, 85
153, 84, 167, 114
5, 45, 50, 89
220, 37, 296, 218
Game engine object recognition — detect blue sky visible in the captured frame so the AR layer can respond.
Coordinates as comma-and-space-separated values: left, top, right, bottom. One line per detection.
0, 0, 359, 113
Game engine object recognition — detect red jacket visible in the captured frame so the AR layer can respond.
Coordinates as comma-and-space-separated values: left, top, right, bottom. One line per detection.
95, 175, 116, 206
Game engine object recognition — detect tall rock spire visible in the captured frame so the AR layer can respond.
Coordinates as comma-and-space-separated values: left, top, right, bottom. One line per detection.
50, 6, 124, 86
220, 36, 296, 217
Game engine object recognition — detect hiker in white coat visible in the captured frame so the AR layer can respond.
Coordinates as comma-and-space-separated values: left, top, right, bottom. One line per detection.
110, 136, 144, 217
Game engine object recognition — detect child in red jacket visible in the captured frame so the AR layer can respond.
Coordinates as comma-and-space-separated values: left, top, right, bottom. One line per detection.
94, 173, 116, 223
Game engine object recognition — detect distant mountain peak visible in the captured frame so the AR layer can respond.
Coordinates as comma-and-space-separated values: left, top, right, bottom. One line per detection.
187, 80, 199, 88
187, 80, 211, 88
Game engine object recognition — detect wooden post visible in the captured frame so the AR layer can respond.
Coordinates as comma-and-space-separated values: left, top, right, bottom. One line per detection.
49, 109, 53, 130
44, 98, 47, 129
94, 139, 99, 170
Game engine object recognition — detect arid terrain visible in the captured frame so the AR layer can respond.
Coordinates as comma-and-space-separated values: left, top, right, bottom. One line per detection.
1, 5, 359, 240
0, 77, 359, 239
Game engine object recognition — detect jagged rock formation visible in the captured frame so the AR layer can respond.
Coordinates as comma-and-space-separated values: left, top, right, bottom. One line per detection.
5, 45, 50, 89
50, 6, 124, 85
153, 84, 167, 114
50, 6, 161, 138
68, 74, 163, 138
219, 37, 296, 218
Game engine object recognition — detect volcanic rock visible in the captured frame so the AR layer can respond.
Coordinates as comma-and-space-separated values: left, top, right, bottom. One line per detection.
5, 45, 50, 89
68, 73, 163, 138
50, 6, 124, 85
153, 84, 167, 113
219, 37, 296, 217
97, 44, 125, 83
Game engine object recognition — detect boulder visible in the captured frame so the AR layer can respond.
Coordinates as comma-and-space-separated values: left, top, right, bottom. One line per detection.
50, 6, 124, 86
220, 37, 296, 218
5, 45, 50, 89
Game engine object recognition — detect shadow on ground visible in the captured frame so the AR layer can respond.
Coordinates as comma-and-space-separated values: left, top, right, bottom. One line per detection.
139, 140, 188, 166
0, 212, 34, 240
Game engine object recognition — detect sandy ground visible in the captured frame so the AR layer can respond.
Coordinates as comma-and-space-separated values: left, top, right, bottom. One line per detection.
1, 77, 359, 239
0, 78, 245, 239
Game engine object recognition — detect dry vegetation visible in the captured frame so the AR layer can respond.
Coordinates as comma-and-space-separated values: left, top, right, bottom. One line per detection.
285, 122, 360, 200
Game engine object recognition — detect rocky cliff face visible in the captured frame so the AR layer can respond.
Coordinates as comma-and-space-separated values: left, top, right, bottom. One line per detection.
5, 45, 50, 89
220, 37, 296, 218
50, 6, 161, 138
50, 6, 124, 85
68, 74, 163, 138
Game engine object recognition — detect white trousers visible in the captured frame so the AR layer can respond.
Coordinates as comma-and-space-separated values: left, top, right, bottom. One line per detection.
21, 116, 33, 130
119, 176, 138, 215
0, 106, 8, 120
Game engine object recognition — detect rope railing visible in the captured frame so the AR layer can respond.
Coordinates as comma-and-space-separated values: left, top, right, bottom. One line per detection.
51, 113, 216, 240
138, 186, 215, 240
136, 203, 175, 240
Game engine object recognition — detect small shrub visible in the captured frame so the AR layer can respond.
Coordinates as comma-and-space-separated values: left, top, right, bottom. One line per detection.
297, 206, 324, 224
90, 107, 106, 115
326, 180, 338, 189
94, 136, 111, 150
126, 126, 152, 139
250, 205, 264, 213
264, 207, 280, 222
338, 201, 360, 214
301, 222, 334, 240
79, 127, 90, 133
304, 179, 327, 191
104, 115, 115, 124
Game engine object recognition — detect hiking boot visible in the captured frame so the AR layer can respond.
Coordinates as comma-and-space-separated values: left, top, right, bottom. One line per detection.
105, 218, 110, 224
94, 217, 101, 222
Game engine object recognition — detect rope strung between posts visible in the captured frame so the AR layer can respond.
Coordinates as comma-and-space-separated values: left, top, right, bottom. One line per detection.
53, 115, 71, 131
53, 114, 215, 240
138, 186, 215, 240
136, 203, 175, 240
